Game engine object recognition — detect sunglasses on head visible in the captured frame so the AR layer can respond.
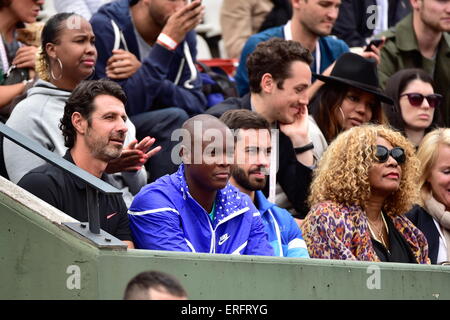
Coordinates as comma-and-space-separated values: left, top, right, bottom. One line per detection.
400, 93, 443, 109
375, 145, 406, 164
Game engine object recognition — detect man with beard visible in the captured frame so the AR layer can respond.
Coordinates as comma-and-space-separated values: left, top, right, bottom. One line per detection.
18, 80, 135, 248
221, 109, 309, 258
378, 0, 450, 125
128, 114, 274, 256
90, 0, 207, 180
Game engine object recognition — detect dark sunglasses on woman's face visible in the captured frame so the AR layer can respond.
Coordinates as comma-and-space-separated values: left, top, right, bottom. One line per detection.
375, 145, 406, 164
400, 92, 443, 109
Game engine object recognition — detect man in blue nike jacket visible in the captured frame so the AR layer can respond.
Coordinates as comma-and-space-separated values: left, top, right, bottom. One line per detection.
128, 114, 274, 256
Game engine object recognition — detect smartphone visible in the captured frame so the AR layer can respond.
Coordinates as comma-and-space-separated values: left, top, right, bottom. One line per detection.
364, 39, 384, 52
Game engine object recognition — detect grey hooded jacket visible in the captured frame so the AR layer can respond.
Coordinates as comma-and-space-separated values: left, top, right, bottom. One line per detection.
4, 79, 147, 206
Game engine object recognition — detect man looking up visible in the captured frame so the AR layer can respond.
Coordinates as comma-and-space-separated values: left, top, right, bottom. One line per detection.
221, 109, 310, 258
128, 114, 274, 256
18, 80, 136, 248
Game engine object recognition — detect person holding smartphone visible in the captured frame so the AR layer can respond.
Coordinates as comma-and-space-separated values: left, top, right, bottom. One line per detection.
332, 0, 411, 48
90, 0, 207, 181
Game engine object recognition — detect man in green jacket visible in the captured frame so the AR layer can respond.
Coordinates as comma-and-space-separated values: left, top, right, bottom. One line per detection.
378, 0, 450, 126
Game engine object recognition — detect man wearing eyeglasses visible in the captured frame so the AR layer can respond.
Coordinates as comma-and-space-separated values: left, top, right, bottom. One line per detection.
378, 0, 450, 126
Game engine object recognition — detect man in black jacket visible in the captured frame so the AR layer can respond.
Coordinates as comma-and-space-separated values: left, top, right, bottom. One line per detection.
332, 0, 411, 48
206, 38, 314, 219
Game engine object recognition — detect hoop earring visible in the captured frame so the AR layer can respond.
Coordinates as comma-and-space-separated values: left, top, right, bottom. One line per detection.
50, 57, 63, 81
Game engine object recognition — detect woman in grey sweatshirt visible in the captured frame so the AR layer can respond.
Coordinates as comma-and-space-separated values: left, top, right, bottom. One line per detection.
4, 13, 148, 206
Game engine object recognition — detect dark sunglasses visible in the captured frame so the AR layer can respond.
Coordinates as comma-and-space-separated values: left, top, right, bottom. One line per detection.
375, 145, 406, 164
400, 93, 443, 109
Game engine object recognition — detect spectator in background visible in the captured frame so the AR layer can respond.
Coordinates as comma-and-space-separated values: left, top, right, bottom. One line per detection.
220, 0, 292, 59
124, 270, 188, 300
302, 125, 429, 264
18, 80, 135, 248
309, 52, 391, 159
54, 0, 112, 20
90, 0, 207, 180
378, 0, 450, 126
4, 13, 157, 206
207, 38, 314, 219
407, 129, 450, 264
220, 0, 273, 60
258, 0, 293, 33
332, 0, 411, 48
221, 109, 309, 258
235, 0, 352, 98
128, 115, 274, 256
382, 68, 442, 148
0, 0, 44, 119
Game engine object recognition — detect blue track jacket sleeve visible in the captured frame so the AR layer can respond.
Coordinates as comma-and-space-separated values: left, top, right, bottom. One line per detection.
90, 14, 207, 116
128, 188, 191, 251
244, 209, 275, 256
286, 215, 309, 258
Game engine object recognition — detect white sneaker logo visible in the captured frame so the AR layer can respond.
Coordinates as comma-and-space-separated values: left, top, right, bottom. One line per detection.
218, 233, 230, 245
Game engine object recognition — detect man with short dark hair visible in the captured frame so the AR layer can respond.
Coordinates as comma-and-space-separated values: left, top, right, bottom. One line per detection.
18, 80, 142, 248
207, 38, 314, 219
378, 0, 450, 125
90, 0, 207, 180
123, 270, 188, 300
128, 114, 274, 256
220, 109, 309, 258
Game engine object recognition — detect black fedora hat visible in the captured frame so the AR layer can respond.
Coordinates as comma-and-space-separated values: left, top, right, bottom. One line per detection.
313, 52, 393, 105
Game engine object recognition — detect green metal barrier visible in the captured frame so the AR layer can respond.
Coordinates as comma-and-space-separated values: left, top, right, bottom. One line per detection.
1, 180, 450, 300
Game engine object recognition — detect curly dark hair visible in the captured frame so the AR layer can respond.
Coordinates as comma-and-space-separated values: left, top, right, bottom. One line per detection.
309, 124, 421, 216
59, 80, 127, 149
247, 38, 313, 93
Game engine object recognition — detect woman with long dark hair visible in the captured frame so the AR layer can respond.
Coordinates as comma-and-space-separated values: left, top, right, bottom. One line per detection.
309, 53, 391, 159
382, 68, 442, 148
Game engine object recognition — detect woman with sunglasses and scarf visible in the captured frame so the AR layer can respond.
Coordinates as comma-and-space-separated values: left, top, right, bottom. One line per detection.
383, 69, 443, 148
407, 129, 450, 264
302, 125, 429, 263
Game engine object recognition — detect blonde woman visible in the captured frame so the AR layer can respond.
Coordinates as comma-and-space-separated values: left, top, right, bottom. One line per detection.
302, 125, 429, 263
407, 129, 450, 264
